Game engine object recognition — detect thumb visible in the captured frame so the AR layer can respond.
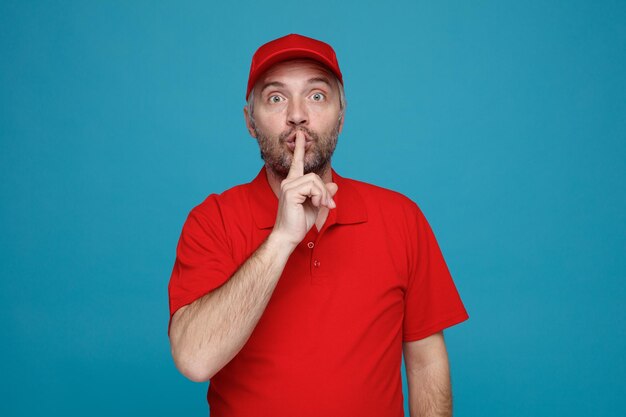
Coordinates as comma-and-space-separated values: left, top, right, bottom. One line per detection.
325, 182, 339, 198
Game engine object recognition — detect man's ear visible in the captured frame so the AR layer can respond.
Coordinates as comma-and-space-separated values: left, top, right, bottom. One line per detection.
338, 111, 345, 135
243, 106, 257, 138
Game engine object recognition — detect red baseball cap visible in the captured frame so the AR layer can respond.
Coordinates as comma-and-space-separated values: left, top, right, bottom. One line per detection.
246, 33, 343, 100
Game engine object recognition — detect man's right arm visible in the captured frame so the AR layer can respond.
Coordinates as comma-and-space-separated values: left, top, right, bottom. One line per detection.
169, 231, 293, 382
169, 131, 337, 382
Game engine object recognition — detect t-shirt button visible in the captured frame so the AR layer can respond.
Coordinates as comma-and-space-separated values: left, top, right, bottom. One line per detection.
307, 241, 315, 249
313, 260, 321, 268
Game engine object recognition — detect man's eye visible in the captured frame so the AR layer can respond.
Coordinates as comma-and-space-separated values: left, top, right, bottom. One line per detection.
269, 95, 283, 103
311, 93, 325, 101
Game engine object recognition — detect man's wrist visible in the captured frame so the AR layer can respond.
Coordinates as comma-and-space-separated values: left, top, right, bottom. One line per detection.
265, 231, 298, 259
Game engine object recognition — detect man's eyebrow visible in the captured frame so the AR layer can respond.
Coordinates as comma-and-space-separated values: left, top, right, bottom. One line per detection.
259, 77, 333, 95
306, 77, 333, 88
259, 81, 286, 96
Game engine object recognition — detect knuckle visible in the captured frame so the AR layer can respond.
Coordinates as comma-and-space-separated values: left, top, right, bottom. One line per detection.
313, 174, 324, 186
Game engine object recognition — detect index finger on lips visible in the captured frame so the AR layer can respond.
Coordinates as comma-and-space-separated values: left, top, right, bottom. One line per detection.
287, 130, 305, 179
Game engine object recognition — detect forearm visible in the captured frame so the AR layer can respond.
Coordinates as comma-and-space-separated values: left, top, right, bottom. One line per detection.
407, 359, 452, 417
170, 232, 293, 381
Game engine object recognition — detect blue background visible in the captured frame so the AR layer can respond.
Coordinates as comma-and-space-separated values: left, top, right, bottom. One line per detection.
1, 1, 625, 416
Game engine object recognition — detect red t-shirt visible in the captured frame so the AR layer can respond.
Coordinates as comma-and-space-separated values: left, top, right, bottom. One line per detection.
168, 167, 469, 417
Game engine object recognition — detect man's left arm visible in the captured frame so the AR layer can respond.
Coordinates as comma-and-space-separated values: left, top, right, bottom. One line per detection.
403, 331, 452, 417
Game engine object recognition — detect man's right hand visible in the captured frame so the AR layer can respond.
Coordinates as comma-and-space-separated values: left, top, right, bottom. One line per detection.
271, 130, 338, 249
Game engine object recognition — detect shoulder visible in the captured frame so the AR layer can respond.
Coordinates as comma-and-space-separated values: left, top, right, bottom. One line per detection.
339, 175, 420, 214
336, 175, 430, 237
187, 181, 253, 222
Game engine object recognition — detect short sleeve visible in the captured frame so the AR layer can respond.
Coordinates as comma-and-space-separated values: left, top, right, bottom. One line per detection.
167, 196, 240, 335
402, 203, 469, 342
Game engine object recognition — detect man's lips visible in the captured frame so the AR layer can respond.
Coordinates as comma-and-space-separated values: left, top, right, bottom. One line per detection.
285, 131, 313, 143
285, 132, 314, 151
286, 140, 313, 152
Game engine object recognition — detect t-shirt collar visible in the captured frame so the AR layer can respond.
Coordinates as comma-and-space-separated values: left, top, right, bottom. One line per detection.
248, 166, 368, 229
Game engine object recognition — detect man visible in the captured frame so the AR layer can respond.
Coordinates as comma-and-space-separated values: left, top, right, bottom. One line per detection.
168, 34, 469, 417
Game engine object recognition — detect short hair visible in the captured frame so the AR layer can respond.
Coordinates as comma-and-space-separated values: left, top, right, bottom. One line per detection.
246, 74, 346, 129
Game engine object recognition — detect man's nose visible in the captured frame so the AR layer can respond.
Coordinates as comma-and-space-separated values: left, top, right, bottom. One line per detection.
287, 98, 308, 126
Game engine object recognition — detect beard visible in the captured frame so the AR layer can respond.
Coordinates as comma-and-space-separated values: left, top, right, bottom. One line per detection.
254, 121, 341, 178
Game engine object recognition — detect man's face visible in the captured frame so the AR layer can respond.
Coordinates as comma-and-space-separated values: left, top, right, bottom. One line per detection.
245, 59, 344, 178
